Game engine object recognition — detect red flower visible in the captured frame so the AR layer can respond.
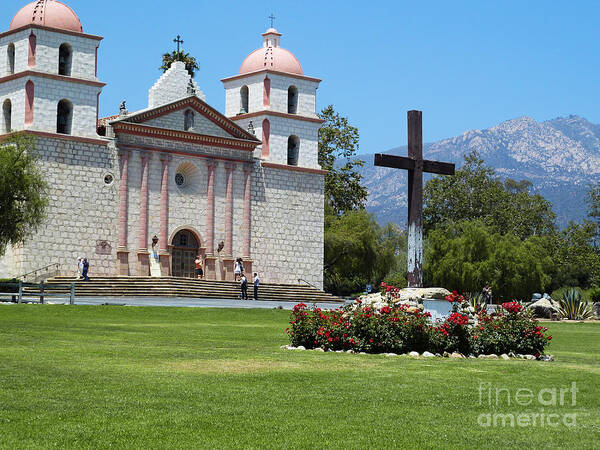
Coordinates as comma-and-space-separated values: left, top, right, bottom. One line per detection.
547, 336, 552, 340
501, 302, 523, 314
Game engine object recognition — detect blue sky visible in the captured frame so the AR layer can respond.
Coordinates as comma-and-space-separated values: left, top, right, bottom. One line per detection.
5, 0, 600, 154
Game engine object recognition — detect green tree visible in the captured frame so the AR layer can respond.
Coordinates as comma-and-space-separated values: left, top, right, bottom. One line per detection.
324, 206, 395, 295
318, 105, 367, 214
546, 221, 600, 289
424, 221, 553, 300
160, 51, 200, 78
423, 151, 556, 239
0, 134, 48, 256
586, 182, 600, 247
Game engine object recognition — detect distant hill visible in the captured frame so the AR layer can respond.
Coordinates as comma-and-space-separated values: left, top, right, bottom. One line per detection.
359, 115, 600, 228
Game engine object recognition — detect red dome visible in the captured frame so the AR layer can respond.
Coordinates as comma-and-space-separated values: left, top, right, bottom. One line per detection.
9, 0, 83, 33
240, 28, 303, 76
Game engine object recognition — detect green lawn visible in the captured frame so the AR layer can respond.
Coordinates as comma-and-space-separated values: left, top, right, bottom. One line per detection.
0, 305, 598, 449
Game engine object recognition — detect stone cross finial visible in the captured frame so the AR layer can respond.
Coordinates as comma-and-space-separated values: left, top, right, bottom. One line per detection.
173, 35, 184, 54
247, 120, 255, 136
269, 14, 276, 28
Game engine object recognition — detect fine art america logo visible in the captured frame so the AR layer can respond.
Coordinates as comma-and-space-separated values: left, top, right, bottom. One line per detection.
477, 382, 578, 428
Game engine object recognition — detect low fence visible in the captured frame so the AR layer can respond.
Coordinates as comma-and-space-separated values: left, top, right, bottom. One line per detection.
0, 281, 76, 305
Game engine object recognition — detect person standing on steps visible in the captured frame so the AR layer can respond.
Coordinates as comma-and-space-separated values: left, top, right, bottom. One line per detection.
253, 272, 259, 301
195, 255, 204, 280
240, 273, 248, 300
76, 257, 83, 279
82, 258, 90, 281
234, 258, 242, 281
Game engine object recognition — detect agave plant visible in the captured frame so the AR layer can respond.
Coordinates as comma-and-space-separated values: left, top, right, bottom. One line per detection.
559, 289, 594, 320
468, 292, 486, 309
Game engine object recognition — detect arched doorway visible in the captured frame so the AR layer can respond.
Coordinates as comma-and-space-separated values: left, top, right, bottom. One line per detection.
171, 229, 200, 278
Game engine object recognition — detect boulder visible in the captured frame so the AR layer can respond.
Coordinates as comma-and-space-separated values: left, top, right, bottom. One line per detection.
384, 353, 397, 357
395, 287, 451, 301
296, 346, 306, 351
487, 354, 499, 359
527, 298, 560, 319
450, 352, 465, 359
422, 351, 435, 357
524, 354, 536, 360
408, 351, 420, 357
500, 354, 510, 360
532, 293, 543, 300
539, 355, 554, 362
314, 347, 325, 352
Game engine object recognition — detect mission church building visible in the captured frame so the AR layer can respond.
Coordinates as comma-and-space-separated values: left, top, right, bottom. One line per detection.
0, 0, 326, 288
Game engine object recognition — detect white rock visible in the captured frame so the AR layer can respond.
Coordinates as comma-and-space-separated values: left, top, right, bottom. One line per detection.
384, 353, 397, 357
525, 354, 536, 360
487, 354, 499, 359
539, 355, 554, 362
296, 346, 306, 351
408, 351, 420, 357
422, 351, 435, 357
286, 346, 296, 350
500, 354, 510, 360
478, 354, 486, 359
314, 348, 325, 352
450, 352, 465, 359
335, 350, 343, 353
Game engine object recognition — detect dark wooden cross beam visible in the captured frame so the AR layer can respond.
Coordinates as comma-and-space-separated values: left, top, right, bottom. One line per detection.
173, 35, 184, 53
374, 110, 455, 288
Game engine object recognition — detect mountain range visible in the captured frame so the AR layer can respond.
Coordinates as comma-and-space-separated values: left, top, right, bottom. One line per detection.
359, 115, 600, 228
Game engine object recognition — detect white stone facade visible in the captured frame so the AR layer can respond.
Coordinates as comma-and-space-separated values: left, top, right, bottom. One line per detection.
0, 15, 325, 288
148, 61, 205, 107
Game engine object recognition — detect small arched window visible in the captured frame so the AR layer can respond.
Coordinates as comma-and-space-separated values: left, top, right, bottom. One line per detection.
184, 110, 195, 131
287, 135, 299, 166
57, 99, 73, 134
288, 86, 298, 114
7, 43, 15, 75
2, 99, 11, 133
58, 43, 72, 76
240, 85, 249, 114
28, 33, 36, 68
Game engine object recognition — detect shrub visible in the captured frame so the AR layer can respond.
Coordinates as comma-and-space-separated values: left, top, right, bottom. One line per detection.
588, 287, 600, 303
286, 291, 552, 356
559, 289, 594, 320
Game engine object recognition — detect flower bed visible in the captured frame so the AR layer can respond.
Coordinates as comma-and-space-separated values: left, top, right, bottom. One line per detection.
286, 289, 552, 357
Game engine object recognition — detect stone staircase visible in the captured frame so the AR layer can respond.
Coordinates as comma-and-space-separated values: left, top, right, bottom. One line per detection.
30, 276, 341, 304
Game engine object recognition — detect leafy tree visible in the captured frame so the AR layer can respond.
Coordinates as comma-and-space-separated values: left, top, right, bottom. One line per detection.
586, 182, 600, 247
423, 151, 556, 240
424, 221, 553, 300
546, 221, 600, 289
160, 51, 199, 78
0, 134, 48, 256
318, 105, 367, 214
324, 205, 395, 295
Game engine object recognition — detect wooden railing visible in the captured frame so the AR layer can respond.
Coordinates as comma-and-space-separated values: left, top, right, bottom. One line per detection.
0, 281, 76, 304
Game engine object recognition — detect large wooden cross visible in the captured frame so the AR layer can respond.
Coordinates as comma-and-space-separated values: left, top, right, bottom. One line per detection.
374, 110, 455, 288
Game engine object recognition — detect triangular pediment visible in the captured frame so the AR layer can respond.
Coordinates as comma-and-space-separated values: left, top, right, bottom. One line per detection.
110, 96, 260, 143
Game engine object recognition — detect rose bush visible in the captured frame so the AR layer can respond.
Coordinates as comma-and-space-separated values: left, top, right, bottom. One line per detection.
286, 290, 552, 356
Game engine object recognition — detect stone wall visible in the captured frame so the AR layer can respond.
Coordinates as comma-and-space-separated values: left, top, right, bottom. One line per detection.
148, 61, 205, 107
0, 134, 118, 279
252, 165, 324, 288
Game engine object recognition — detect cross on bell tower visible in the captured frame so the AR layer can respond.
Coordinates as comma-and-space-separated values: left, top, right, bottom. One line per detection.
268, 14, 276, 28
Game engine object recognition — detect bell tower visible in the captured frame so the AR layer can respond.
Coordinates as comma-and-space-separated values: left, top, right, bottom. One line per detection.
0, 0, 104, 138
222, 28, 323, 169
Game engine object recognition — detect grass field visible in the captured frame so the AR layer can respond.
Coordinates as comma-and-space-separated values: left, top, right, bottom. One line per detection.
0, 305, 598, 449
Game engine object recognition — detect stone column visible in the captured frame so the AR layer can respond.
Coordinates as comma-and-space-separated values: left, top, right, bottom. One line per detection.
242, 164, 253, 276
159, 154, 171, 276
116, 150, 130, 275
222, 163, 236, 280
204, 160, 217, 279
137, 152, 151, 276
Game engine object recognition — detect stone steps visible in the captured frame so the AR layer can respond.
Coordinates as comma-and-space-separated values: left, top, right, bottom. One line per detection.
26, 277, 341, 303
